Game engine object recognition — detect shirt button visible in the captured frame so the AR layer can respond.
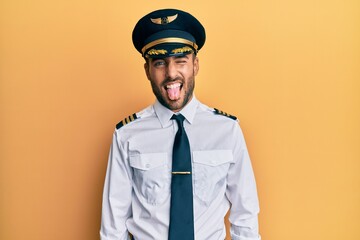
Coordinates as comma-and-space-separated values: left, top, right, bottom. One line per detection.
145, 163, 150, 169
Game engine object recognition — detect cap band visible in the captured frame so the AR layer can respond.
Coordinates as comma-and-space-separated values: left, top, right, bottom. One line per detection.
141, 37, 198, 55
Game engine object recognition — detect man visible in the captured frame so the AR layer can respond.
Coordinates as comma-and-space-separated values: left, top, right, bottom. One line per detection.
100, 8, 260, 240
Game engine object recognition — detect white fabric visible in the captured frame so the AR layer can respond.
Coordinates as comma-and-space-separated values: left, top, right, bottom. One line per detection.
100, 97, 261, 240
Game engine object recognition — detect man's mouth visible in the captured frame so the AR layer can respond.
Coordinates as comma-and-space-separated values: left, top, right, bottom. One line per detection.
165, 82, 182, 100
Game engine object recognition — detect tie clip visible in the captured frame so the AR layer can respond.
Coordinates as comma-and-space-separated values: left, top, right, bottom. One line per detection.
172, 171, 191, 175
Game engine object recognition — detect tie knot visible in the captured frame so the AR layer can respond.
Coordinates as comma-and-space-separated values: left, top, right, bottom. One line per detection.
171, 114, 185, 128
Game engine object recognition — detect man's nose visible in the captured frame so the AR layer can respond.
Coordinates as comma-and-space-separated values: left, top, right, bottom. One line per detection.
165, 61, 177, 80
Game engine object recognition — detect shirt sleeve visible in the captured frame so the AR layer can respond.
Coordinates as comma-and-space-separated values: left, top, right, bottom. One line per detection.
226, 123, 261, 240
100, 131, 133, 240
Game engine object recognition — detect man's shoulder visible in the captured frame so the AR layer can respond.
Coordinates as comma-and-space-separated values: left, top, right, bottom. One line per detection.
115, 105, 154, 130
213, 108, 237, 121
197, 102, 238, 122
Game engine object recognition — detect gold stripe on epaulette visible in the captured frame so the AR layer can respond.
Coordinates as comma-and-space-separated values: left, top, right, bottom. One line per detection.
116, 113, 138, 129
214, 108, 237, 120
129, 114, 134, 122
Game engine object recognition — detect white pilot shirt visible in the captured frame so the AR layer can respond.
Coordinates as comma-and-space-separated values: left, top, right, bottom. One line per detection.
100, 96, 261, 240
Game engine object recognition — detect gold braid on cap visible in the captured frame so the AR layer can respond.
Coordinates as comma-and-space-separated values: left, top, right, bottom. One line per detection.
147, 49, 168, 56
171, 46, 194, 54
142, 37, 198, 55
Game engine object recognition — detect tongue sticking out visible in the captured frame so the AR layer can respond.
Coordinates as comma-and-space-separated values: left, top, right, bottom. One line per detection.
166, 84, 181, 100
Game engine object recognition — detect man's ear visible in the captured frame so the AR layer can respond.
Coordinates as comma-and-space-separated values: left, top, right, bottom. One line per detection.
144, 62, 150, 80
193, 56, 199, 76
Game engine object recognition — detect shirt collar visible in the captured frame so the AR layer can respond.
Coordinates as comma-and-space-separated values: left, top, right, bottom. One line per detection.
153, 95, 199, 128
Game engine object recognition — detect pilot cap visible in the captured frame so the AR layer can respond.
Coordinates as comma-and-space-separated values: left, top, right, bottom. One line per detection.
132, 9, 206, 58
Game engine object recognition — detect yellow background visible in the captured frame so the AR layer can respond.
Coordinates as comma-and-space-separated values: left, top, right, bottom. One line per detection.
1, 0, 359, 239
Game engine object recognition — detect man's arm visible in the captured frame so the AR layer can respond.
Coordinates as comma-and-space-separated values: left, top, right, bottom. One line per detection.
100, 131, 133, 240
226, 124, 261, 240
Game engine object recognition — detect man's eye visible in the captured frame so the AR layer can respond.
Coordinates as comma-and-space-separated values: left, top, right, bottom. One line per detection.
153, 61, 165, 67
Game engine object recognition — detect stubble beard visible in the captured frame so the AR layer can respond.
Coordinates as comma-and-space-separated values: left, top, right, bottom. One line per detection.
151, 75, 195, 112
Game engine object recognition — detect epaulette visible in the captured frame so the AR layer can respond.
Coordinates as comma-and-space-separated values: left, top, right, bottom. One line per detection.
214, 108, 237, 120
116, 113, 138, 129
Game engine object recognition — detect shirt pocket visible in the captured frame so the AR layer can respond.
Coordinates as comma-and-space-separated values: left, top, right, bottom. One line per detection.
129, 152, 170, 205
192, 150, 233, 205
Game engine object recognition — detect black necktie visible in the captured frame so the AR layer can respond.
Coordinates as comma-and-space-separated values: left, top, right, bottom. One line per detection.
168, 114, 194, 240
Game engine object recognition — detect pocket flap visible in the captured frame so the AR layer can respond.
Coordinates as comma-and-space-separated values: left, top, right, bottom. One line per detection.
193, 150, 233, 166
130, 152, 167, 170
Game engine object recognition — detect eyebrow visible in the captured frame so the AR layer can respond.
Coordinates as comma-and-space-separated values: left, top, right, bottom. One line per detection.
150, 55, 189, 63
174, 55, 189, 59
150, 58, 165, 64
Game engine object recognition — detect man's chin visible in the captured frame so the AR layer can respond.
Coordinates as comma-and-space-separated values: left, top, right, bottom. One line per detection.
166, 101, 184, 112
155, 90, 193, 111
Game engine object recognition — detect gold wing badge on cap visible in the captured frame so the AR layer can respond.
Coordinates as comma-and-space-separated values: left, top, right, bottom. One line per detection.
151, 14, 178, 25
